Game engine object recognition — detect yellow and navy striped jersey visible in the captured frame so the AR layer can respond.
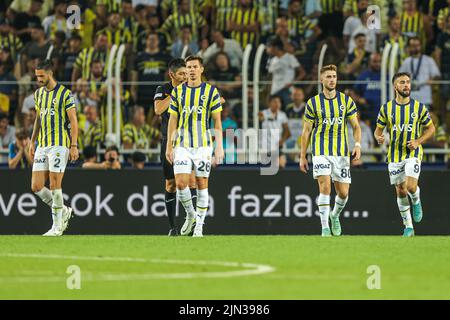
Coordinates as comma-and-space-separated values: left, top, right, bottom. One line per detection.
303, 92, 358, 157
81, 121, 103, 149
169, 82, 222, 148
376, 99, 433, 163
382, 34, 408, 69
400, 11, 426, 45
213, 0, 237, 33
74, 47, 108, 79
0, 33, 23, 62
229, 6, 262, 49
122, 123, 160, 149
343, 0, 357, 15
321, 0, 344, 14
437, 7, 449, 30
287, 16, 316, 39
96, 0, 121, 14
34, 84, 76, 148
96, 27, 132, 47
161, 0, 207, 15
160, 10, 207, 42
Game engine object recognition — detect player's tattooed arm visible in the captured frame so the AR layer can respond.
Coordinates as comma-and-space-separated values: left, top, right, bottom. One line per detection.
299, 120, 313, 173
166, 113, 178, 164
408, 122, 436, 150
29, 112, 41, 160
348, 116, 361, 161
67, 108, 79, 161
212, 112, 224, 165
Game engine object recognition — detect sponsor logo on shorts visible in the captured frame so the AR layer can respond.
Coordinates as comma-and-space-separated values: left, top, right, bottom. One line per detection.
389, 169, 403, 176
314, 164, 331, 170
175, 160, 188, 166
34, 158, 46, 164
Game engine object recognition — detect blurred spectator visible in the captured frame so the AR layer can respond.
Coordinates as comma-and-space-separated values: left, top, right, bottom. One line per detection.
42, 0, 70, 40
346, 9, 380, 55
344, 33, 371, 79
0, 57, 17, 120
208, 52, 241, 101
0, 113, 15, 163
343, 0, 370, 51
72, 33, 109, 86
161, 0, 208, 20
437, 0, 450, 31
135, 5, 149, 51
132, 0, 158, 13
11, 0, 42, 44
17, 57, 37, 116
303, 63, 319, 98
227, 0, 262, 49
211, 0, 237, 36
96, 11, 132, 48
122, 106, 161, 150
284, 86, 305, 153
78, 2, 97, 49
20, 25, 52, 74
347, 112, 375, 165
433, 15, 450, 124
61, 33, 82, 82
8, 128, 31, 169
259, 95, 290, 169
131, 151, 146, 169
120, 0, 139, 51
0, 16, 23, 63
423, 111, 448, 162
96, 0, 122, 29
273, 17, 296, 54
73, 78, 97, 112
82, 145, 122, 170
81, 105, 103, 150
381, 15, 407, 69
351, 52, 382, 127
220, 104, 239, 163
303, 0, 323, 28
399, 36, 441, 109
400, 0, 433, 49
318, 0, 345, 59
87, 59, 106, 104
7, 0, 52, 22
22, 108, 36, 137
160, 0, 208, 43
197, 38, 210, 56
266, 36, 305, 108
202, 29, 243, 69
171, 26, 199, 58
132, 32, 172, 113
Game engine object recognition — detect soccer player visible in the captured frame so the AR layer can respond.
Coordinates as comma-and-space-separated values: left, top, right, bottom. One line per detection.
166, 55, 224, 237
299, 64, 362, 237
28, 60, 79, 236
374, 72, 436, 237
154, 58, 197, 236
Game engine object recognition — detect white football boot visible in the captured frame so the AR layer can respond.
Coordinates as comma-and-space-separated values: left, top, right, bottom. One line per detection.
42, 213, 63, 236
180, 216, 196, 236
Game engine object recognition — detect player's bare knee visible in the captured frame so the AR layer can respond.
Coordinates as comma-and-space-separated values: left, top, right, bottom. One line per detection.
31, 183, 43, 193
176, 181, 188, 190
406, 184, 417, 194
166, 180, 176, 193
337, 190, 349, 199
396, 186, 408, 197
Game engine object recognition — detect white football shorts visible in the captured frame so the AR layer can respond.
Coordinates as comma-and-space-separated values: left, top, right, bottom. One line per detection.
312, 155, 351, 184
32, 146, 69, 173
173, 146, 213, 178
388, 157, 421, 185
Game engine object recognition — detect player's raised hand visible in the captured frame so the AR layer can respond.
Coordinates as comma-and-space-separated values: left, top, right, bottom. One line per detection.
407, 139, 420, 150
375, 133, 385, 145
299, 157, 309, 173
69, 146, 79, 161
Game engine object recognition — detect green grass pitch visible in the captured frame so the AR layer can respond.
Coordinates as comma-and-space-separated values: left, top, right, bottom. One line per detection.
0, 235, 449, 299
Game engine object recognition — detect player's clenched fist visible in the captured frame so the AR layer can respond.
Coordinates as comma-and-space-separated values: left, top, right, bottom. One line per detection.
69, 146, 79, 161
375, 133, 385, 145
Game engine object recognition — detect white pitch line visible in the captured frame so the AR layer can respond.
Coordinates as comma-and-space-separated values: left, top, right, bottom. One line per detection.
0, 253, 275, 283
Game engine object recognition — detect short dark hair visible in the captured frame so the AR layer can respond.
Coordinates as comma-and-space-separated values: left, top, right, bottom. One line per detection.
392, 72, 411, 84
268, 36, 284, 51
36, 59, 53, 71
185, 55, 203, 66
354, 32, 366, 40
83, 146, 97, 159
0, 113, 8, 121
268, 95, 281, 103
132, 151, 146, 163
168, 58, 186, 72
407, 36, 421, 46
105, 145, 120, 155
15, 128, 28, 140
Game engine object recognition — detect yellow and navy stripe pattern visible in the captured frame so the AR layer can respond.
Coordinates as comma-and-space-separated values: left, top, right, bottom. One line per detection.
376, 99, 433, 163
74, 47, 108, 79
303, 92, 358, 157
343, 0, 358, 15
169, 83, 222, 148
96, 0, 121, 14
122, 123, 160, 149
34, 84, 76, 148
321, 0, 344, 14
213, 0, 237, 32
160, 10, 207, 41
96, 27, 132, 47
400, 11, 426, 44
161, 0, 207, 15
0, 33, 23, 62
229, 6, 262, 49
287, 16, 316, 39
82, 121, 103, 149
437, 7, 449, 30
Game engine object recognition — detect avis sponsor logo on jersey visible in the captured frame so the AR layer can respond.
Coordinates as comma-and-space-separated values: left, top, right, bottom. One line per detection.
392, 124, 414, 132
322, 117, 344, 125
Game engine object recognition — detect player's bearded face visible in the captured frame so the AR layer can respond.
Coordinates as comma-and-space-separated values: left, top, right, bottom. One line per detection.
396, 79, 410, 98
173, 68, 187, 83
35, 71, 49, 87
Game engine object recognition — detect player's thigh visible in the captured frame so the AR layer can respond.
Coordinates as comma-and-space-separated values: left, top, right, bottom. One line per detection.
193, 147, 213, 178
173, 147, 193, 176
404, 158, 421, 181
388, 161, 406, 186
32, 146, 49, 174
330, 156, 351, 184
